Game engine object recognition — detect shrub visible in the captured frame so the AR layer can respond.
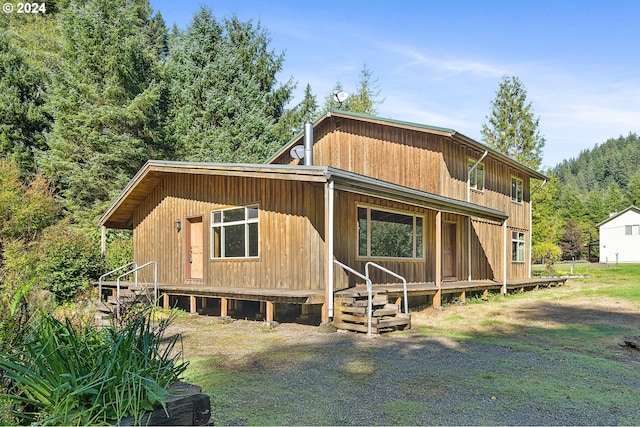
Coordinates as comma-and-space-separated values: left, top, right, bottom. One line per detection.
532, 242, 562, 273
0, 308, 187, 425
33, 221, 102, 301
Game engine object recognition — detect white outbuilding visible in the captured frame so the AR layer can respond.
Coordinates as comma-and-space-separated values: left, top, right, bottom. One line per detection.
598, 206, 640, 264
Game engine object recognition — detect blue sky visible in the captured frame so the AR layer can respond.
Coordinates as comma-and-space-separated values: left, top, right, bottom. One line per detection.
150, 0, 640, 170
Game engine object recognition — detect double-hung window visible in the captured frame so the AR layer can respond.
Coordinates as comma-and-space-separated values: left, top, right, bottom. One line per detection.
357, 206, 424, 259
511, 231, 526, 263
468, 159, 485, 191
211, 205, 259, 259
511, 177, 523, 203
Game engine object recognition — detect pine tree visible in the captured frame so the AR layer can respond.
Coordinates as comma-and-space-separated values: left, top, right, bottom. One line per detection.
323, 65, 384, 115
276, 83, 319, 141
0, 31, 50, 175
346, 64, 384, 115
164, 7, 294, 163
627, 170, 640, 206
481, 76, 545, 170
39, 0, 169, 225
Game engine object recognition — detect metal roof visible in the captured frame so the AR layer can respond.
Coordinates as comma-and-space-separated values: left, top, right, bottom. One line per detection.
100, 160, 507, 229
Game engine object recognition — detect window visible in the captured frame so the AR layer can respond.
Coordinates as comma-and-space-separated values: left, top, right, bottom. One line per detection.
468, 159, 485, 191
511, 231, 526, 263
211, 206, 259, 259
511, 177, 523, 203
625, 225, 633, 235
357, 206, 424, 259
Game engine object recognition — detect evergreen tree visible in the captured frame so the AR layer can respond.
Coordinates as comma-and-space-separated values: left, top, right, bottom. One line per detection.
39, 0, 169, 225
627, 170, 640, 206
164, 7, 294, 163
481, 76, 545, 170
276, 83, 319, 141
323, 64, 384, 115
0, 31, 50, 175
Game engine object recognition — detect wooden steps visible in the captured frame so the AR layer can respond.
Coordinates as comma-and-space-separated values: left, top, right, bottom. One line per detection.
333, 294, 411, 335
94, 285, 156, 326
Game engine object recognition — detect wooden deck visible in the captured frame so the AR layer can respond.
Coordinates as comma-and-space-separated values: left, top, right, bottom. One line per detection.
335, 277, 568, 299
100, 277, 567, 307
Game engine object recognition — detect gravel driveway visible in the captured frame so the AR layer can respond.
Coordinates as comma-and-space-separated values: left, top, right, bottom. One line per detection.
171, 288, 640, 426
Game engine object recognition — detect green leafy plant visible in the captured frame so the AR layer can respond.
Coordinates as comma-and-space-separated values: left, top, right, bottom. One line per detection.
0, 307, 187, 425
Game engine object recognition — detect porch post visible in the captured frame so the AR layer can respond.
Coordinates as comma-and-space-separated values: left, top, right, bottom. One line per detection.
220, 297, 228, 317
101, 225, 107, 257
503, 220, 508, 295
434, 211, 442, 307
322, 179, 335, 324
468, 217, 472, 282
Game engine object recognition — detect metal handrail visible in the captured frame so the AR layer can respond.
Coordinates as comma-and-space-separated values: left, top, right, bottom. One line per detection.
97, 262, 137, 302
365, 262, 408, 315
115, 261, 157, 316
333, 260, 374, 336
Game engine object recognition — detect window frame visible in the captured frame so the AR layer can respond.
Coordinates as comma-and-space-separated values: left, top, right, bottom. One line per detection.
356, 205, 425, 261
210, 205, 259, 260
625, 225, 633, 236
511, 176, 524, 203
511, 231, 526, 263
468, 158, 485, 192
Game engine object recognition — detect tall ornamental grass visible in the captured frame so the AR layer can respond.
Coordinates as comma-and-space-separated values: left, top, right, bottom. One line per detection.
0, 308, 187, 425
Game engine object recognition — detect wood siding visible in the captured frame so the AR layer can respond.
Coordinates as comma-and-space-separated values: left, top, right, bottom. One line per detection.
331, 192, 471, 288
133, 174, 326, 289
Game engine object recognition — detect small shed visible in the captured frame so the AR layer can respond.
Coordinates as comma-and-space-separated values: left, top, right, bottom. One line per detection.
597, 206, 640, 263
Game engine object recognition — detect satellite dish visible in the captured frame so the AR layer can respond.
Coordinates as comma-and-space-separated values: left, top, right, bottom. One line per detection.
290, 145, 305, 159
333, 91, 349, 104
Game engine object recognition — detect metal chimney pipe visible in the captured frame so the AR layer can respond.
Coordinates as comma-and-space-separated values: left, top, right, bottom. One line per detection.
303, 121, 313, 166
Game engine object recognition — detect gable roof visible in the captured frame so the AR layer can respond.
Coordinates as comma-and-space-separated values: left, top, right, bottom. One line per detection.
268, 110, 548, 181
100, 160, 507, 229
596, 205, 640, 228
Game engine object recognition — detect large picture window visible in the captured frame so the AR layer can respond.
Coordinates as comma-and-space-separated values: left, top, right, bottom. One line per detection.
511, 231, 525, 263
357, 206, 424, 259
511, 177, 523, 203
468, 159, 485, 191
211, 205, 259, 259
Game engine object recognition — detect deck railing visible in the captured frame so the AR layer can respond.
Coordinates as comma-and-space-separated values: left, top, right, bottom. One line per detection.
333, 260, 374, 336
365, 261, 408, 315
97, 262, 137, 302
115, 261, 157, 316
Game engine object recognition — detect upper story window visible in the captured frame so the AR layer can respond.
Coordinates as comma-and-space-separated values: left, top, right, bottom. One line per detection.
357, 206, 424, 259
511, 177, 523, 203
511, 231, 526, 263
211, 205, 259, 259
468, 159, 485, 191
625, 225, 640, 236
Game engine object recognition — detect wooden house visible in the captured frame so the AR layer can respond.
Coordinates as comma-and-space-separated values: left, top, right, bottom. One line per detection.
99, 110, 550, 329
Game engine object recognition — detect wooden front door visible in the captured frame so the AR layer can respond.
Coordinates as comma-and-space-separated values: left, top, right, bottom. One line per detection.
442, 222, 457, 278
186, 216, 203, 280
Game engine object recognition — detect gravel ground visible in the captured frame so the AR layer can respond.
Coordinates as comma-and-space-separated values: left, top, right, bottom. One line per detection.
170, 290, 640, 426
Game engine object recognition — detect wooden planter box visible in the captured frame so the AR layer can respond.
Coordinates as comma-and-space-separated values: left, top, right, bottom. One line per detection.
117, 382, 211, 426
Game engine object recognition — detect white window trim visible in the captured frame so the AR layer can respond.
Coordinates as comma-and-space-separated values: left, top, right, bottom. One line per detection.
356, 204, 425, 261
511, 176, 524, 203
468, 158, 485, 192
511, 230, 526, 263
211, 205, 259, 259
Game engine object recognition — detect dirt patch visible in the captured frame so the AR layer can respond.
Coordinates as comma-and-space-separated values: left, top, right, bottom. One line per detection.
169, 281, 640, 425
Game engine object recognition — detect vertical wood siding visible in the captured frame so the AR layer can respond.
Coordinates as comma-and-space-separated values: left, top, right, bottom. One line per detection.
133, 175, 326, 289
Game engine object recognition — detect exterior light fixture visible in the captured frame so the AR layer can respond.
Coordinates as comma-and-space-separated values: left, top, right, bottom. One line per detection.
174, 218, 182, 232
